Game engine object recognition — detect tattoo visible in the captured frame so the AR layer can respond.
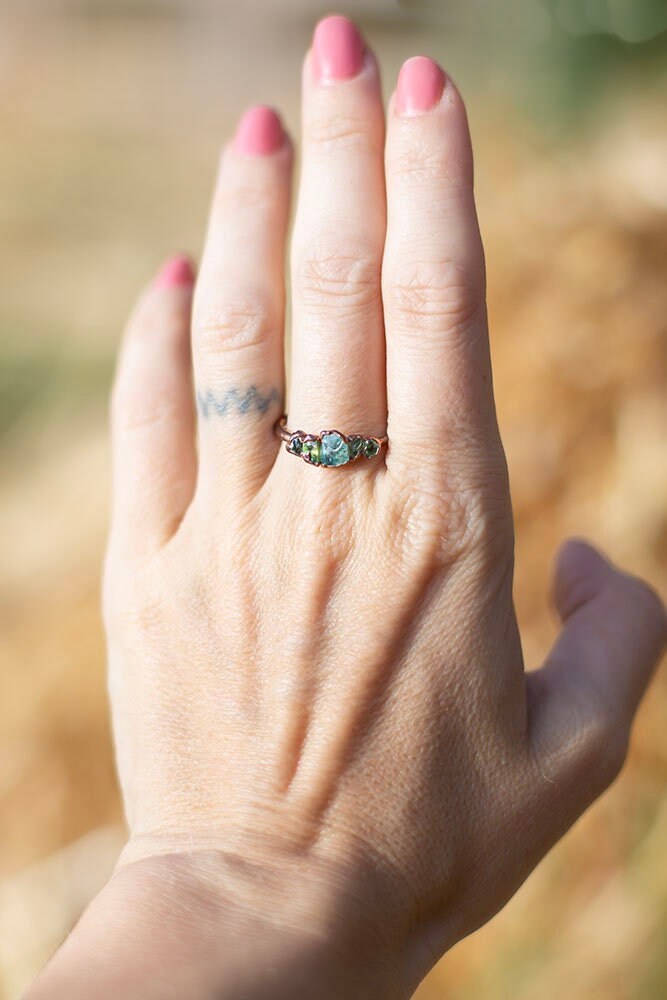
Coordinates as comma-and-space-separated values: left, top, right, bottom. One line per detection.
196, 385, 282, 420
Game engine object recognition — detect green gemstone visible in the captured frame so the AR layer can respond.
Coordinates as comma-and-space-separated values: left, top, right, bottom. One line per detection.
302, 438, 321, 464
321, 432, 350, 467
348, 436, 364, 460
363, 438, 380, 459
288, 435, 303, 455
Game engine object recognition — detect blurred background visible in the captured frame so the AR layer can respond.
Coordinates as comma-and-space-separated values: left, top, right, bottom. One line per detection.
1, 1, 666, 997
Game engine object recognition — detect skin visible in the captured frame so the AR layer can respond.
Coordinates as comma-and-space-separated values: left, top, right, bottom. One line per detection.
27, 17, 666, 1000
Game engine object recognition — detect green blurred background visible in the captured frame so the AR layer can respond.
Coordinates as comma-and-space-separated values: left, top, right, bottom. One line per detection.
1, 1, 666, 997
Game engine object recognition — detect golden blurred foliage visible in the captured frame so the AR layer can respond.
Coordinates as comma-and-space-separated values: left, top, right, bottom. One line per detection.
0, 2, 665, 998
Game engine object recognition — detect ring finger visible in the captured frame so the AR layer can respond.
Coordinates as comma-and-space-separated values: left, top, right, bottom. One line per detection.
287, 16, 387, 444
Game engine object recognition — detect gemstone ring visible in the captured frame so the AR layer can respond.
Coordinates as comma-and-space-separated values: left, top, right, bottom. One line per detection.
275, 416, 387, 467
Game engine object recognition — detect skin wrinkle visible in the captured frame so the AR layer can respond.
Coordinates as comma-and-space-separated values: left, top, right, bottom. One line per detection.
295, 248, 383, 312
194, 302, 280, 358
304, 109, 385, 152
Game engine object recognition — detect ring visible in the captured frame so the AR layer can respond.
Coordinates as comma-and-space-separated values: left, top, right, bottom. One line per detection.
275, 416, 387, 467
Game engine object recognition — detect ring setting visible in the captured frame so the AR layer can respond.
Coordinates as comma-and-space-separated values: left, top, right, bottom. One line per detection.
275, 417, 386, 467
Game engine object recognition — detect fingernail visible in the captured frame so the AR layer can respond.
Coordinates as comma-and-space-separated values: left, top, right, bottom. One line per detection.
396, 56, 446, 115
312, 15, 364, 83
154, 254, 195, 290
234, 105, 286, 156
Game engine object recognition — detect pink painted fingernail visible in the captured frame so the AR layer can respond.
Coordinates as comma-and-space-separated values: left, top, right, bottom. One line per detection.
154, 254, 195, 289
234, 105, 286, 156
396, 56, 446, 115
312, 15, 364, 83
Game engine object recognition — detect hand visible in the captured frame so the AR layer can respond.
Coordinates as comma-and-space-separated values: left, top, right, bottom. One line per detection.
29, 15, 666, 1000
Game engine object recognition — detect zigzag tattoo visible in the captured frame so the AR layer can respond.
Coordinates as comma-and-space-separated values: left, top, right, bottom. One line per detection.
196, 386, 282, 420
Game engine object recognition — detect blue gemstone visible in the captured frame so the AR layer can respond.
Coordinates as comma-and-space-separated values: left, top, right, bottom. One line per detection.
320, 432, 350, 467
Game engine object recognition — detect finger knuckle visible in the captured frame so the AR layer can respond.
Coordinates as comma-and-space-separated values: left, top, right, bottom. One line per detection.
389, 456, 512, 571
385, 257, 485, 339
217, 172, 281, 215
194, 291, 279, 357
391, 480, 471, 570
390, 143, 471, 189
462, 453, 515, 564
306, 111, 380, 153
295, 245, 380, 312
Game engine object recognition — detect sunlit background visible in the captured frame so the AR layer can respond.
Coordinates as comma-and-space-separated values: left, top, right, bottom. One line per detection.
1, 1, 666, 997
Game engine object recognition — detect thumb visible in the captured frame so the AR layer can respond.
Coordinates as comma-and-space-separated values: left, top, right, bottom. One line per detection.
527, 539, 666, 816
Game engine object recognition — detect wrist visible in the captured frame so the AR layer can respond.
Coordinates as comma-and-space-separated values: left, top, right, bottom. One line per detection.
27, 844, 410, 1000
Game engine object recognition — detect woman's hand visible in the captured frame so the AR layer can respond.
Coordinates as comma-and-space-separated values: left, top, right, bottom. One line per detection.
29, 16, 666, 1000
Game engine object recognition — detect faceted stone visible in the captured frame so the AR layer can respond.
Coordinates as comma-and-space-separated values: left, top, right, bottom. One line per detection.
288, 435, 303, 455
302, 438, 322, 464
321, 432, 350, 467
363, 438, 380, 458
348, 436, 364, 460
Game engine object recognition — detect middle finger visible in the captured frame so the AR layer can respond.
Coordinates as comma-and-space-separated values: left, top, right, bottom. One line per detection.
288, 16, 387, 441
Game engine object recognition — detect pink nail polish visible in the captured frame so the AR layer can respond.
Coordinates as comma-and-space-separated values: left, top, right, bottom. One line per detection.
154, 255, 195, 290
396, 56, 446, 115
312, 15, 364, 83
234, 105, 285, 156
